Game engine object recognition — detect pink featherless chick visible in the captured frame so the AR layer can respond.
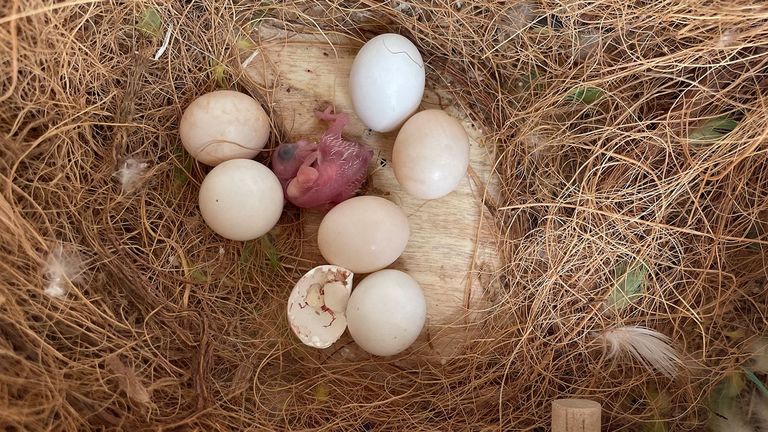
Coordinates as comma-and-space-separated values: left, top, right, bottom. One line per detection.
271, 106, 373, 209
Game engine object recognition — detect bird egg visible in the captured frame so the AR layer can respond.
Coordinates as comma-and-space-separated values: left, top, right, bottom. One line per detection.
317, 196, 410, 274
346, 269, 426, 356
349, 34, 425, 133
392, 109, 470, 200
198, 159, 283, 241
179, 90, 270, 166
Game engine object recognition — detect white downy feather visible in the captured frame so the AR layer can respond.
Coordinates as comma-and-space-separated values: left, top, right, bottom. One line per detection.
753, 396, 768, 431
749, 338, 768, 374
43, 243, 83, 299
114, 159, 149, 192
153, 24, 173, 60
598, 326, 681, 378
710, 406, 755, 432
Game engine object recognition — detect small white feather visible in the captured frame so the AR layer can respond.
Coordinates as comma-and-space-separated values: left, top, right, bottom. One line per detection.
43, 283, 66, 299
711, 407, 755, 432
597, 326, 681, 378
114, 159, 149, 192
153, 23, 173, 60
754, 398, 768, 431
718, 30, 737, 48
749, 338, 768, 374
43, 243, 83, 299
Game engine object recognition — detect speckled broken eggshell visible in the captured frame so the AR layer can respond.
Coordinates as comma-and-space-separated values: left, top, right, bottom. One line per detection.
287, 265, 353, 349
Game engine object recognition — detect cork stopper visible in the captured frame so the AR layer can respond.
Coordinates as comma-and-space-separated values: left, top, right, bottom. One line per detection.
551, 399, 601, 432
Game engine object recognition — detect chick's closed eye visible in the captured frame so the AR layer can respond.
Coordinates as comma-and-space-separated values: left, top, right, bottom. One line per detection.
277, 144, 296, 161
269, 107, 373, 209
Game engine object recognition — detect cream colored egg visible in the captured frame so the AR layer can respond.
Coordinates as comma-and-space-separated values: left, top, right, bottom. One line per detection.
349, 33, 425, 132
346, 269, 426, 356
198, 159, 283, 241
392, 109, 470, 200
179, 90, 270, 166
317, 196, 410, 274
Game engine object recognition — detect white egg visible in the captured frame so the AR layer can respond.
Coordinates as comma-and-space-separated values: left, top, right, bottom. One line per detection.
346, 270, 426, 356
287, 265, 353, 349
179, 90, 271, 166
317, 196, 410, 274
198, 159, 283, 241
349, 33, 425, 133
392, 109, 470, 200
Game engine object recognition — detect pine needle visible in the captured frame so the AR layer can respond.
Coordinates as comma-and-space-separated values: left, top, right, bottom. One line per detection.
741, 367, 768, 399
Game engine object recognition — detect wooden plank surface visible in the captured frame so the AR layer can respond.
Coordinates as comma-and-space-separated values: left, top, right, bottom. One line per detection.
246, 27, 499, 359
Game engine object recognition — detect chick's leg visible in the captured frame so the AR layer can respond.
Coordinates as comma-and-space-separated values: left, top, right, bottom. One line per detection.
314, 105, 349, 137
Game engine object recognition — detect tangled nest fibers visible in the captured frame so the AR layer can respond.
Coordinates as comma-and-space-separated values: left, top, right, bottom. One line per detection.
2, 0, 768, 430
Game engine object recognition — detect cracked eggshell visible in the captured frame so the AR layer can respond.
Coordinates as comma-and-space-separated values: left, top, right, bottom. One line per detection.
349, 33, 425, 133
346, 269, 427, 356
287, 265, 354, 349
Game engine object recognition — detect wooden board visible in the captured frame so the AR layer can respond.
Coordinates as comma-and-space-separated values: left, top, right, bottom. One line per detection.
246, 27, 499, 359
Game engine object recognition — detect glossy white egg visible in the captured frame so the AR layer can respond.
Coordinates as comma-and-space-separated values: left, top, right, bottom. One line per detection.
317, 196, 410, 274
349, 33, 425, 133
392, 109, 470, 200
179, 90, 271, 166
198, 159, 283, 241
346, 269, 427, 356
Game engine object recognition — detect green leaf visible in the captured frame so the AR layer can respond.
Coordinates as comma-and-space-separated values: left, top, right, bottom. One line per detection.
741, 367, 768, 398
190, 268, 208, 283
709, 371, 746, 415
746, 225, 762, 252
237, 36, 256, 50
644, 386, 670, 432
250, 1, 272, 29
723, 328, 746, 340
314, 383, 330, 403
516, 71, 538, 91
689, 116, 737, 146
240, 241, 256, 265
607, 260, 648, 311
172, 148, 191, 187
643, 421, 668, 432
260, 234, 280, 269
137, 7, 163, 38
721, 371, 746, 399
210, 59, 229, 88
564, 86, 604, 104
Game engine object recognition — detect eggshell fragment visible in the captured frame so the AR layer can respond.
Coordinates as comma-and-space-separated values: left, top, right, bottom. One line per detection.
179, 90, 271, 166
198, 159, 283, 241
317, 196, 410, 274
287, 265, 354, 349
349, 33, 425, 133
346, 269, 427, 356
392, 109, 470, 200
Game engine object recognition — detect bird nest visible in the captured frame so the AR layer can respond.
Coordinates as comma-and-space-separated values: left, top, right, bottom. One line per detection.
2, 1, 768, 430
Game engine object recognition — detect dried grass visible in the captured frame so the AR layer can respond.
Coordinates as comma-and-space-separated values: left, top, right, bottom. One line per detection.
1, 0, 768, 430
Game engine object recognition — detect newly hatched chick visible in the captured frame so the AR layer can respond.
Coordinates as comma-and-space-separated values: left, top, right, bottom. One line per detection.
271, 106, 373, 209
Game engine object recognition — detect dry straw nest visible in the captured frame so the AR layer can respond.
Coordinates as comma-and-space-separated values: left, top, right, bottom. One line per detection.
2, 0, 768, 430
